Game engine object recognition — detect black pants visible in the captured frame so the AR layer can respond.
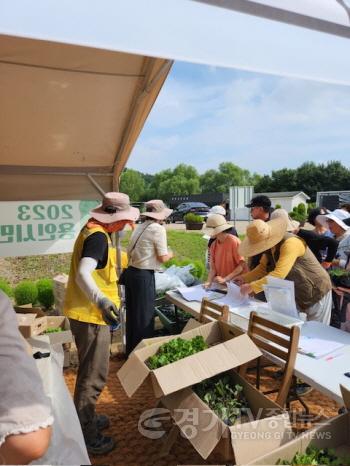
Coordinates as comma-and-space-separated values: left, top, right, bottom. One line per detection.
69, 319, 110, 443
125, 266, 155, 356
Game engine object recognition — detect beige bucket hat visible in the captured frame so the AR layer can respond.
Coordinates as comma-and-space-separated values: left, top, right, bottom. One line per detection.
204, 214, 232, 237
141, 200, 173, 221
239, 217, 288, 257
90, 192, 140, 224
270, 208, 300, 231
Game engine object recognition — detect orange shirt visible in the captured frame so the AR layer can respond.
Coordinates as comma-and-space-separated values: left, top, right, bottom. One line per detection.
210, 234, 244, 278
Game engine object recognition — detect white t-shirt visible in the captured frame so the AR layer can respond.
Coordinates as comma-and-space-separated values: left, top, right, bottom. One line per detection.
128, 220, 168, 270
0, 292, 53, 447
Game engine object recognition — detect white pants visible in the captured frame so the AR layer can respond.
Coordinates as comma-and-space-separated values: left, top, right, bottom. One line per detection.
303, 290, 333, 325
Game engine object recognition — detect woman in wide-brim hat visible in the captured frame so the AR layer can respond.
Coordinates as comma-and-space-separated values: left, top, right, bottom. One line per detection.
203, 214, 246, 288
124, 200, 174, 355
236, 216, 333, 325
64, 192, 139, 454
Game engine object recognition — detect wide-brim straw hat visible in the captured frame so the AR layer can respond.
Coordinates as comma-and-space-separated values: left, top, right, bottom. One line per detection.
204, 214, 231, 237
141, 199, 173, 221
239, 217, 288, 257
316, 209, 350, 231
90, 192, 140, 224
270, 208, 300, 232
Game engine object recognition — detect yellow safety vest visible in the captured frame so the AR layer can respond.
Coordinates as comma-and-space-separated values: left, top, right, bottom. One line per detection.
64, 226, 127, 325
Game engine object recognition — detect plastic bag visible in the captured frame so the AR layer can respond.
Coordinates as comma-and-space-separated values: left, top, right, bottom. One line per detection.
155, 272, 185, 295
165, 264, 196, 286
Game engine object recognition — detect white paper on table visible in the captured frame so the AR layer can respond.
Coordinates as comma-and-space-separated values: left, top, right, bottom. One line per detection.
176, 284, 216, 302
298, 335, 345, 359
214, 282, 249, 307
263, 277, 299, 319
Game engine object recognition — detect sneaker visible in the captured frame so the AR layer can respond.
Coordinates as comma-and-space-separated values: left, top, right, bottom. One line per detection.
296, 383, 313, 397
86, 433, 116, 455
95, 414, 110, 431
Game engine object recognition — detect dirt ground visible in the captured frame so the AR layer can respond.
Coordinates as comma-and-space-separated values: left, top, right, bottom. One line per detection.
64, 356, 339, 466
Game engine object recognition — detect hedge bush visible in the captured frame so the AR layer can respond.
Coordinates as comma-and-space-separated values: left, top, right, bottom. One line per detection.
0, 279, 13, 297
37, 278, 54, 309
184, 212, 203, 223
14, 281, 38, 306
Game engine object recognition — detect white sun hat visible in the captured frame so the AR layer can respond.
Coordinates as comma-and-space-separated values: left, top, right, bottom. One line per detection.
316, 208, 350, 231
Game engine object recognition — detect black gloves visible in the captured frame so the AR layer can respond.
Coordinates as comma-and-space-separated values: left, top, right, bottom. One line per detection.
97, 297, 120, 326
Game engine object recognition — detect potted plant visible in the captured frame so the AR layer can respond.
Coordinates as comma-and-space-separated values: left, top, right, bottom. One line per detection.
184, 212, 204, 230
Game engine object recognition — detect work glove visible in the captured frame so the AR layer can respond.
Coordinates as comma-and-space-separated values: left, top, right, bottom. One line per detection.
97, 297, 120, 326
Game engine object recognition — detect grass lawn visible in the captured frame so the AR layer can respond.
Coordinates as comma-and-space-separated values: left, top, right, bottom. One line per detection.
0, 230, 208, 287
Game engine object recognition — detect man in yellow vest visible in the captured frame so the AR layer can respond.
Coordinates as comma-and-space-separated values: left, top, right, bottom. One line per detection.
64, 192, 139, 455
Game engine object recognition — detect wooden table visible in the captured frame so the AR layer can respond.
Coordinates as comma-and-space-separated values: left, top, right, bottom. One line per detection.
165, 290, 350, 405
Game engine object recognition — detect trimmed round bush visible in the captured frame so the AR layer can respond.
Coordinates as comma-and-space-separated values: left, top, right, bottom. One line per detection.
14, 281, 38, 306
0, 279, 13, 297
37, 278, 54, 309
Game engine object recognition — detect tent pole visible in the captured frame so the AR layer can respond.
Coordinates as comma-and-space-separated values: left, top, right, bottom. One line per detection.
112, 174, 126, 355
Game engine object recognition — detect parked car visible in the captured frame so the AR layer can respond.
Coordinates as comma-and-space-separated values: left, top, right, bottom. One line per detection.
169, 202, 210, 223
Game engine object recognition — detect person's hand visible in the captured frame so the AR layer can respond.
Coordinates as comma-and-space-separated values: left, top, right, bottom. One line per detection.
332, 259, 340, 267
215, 276, 226, 284
321, 261, 332, 270
234, 276, 245, 286
97, 297, 120, 325
203, 282, 211, 289
240, 283, 253, 296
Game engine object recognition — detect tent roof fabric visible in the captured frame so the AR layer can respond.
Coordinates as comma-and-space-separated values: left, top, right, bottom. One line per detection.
0, 34, 171, 200
0, 0, 350, 201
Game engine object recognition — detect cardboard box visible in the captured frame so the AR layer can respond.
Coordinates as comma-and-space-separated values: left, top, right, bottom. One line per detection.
14, 304, 46, 317
162, 370, 292, 463
16, 313, 47, 338
132, 318, 202, 352
16, 314, 73, 344
117, 320, 262, 398
43, 316, 73, 345
53, 273, 68, 315
248, 385, 350, 465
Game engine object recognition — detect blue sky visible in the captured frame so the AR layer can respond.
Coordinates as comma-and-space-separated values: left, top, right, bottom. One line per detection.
127, 61, 350, 176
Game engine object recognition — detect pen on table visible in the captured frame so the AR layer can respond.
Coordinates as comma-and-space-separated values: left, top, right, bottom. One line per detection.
324, 353, 344, 362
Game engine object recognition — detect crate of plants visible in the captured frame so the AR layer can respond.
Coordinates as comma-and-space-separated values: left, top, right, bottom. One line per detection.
118, 319, 261, 399
162, 369, 292, 463
330, 268, 350, 288
41, 316, 73, 345
155, 303, 192, 334
249, 385, 350, 465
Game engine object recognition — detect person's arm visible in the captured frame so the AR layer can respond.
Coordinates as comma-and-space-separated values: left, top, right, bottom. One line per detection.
76, 257, 103, 303
0, 292, 53, 464
0, 428, 52, 465
204, 243, 217, 287
333, 237, 350, 268
249, 237, 305, 294
153, 225, 173, 263
298, 229, 338, 264
241, 255, 268, 283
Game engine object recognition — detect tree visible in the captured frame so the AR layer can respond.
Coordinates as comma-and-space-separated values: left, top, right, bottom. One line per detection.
120, 169, 145, 201
200, 162, 259, 193
147, 164, 201, 200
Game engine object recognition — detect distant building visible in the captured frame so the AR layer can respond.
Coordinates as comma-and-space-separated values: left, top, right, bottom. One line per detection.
256, 191, 310, 212
168, 192, 228, 209
316, 190, 350, 210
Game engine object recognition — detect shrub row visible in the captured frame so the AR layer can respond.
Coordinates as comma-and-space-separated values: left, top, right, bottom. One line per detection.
0, 278, 54, 309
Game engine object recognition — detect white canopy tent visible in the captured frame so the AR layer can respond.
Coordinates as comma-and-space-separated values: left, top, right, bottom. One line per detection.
0, 0, 350, 201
